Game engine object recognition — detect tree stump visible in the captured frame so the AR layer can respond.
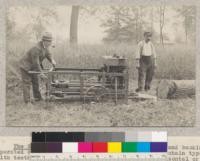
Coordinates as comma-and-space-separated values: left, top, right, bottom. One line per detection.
156, 80, 195, 99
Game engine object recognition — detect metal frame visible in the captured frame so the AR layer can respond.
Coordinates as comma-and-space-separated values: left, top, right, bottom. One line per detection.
45, 68, 129, 104
29, 67, 129, 104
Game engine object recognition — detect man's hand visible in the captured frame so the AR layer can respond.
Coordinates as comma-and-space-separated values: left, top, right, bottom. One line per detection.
154, 59, 157, 69
52, 59, 56, 68
49, 67, 55, 72
154, 63, 157, 69
39, 73, 47, 80
136, 59, 140, 69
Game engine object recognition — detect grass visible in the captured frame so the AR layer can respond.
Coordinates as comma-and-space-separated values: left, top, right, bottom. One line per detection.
6, 40, 196, 126
6, 40, 195, 84
6, 79, 195, 126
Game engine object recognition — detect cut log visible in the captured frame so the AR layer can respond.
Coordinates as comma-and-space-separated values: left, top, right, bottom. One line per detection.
156, 80, 195, 99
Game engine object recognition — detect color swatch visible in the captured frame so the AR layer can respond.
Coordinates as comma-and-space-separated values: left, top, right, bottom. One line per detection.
31, 131, 167, 153
93, 142, 107, 152
137, 142, 150, 152
108, 142, 122, 153
78, 142, 93, 153
122, 142, 137, 152
62, 142, 78, 153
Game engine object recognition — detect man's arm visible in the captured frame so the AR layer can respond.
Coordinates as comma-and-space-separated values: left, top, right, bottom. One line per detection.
135, 41, 142, 68
30, 48, 47, 79
151, 43, 157, 67
135, 41, 142, 59
46, 50, 56, 67
151, 42, 157, 59
30, 48, 43, 72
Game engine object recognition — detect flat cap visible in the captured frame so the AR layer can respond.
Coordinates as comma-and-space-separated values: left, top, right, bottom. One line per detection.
42, 32, 53, 41
144, 31, 152, 37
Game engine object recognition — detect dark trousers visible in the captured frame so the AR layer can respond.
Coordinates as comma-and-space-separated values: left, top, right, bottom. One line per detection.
138, 56, 155, 90
20, 68, 42, 103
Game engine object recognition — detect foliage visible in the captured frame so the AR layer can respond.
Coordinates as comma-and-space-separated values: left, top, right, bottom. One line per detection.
101, 6, 147, 43
101, 6, 196, 44
176, 6, 196, 43
7, 7, 58, 41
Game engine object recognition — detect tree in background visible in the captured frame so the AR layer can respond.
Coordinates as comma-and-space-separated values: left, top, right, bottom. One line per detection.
158, 5, 166, 46
31, 7, 58, 40
7, 5, 196, 45
7, 7, 58, 42
176, 6, 196, 44
101, 5, 175, 45
70, 5, 80, 46
6, 11, 15, 40
101, 6, 128, 43
101, 6, 149, 44
7, 8, 31, 42
150, 7, 154, 33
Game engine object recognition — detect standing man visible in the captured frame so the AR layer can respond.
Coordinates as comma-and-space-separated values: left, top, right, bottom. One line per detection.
19, 32, 56, 103
135, 31, 157, 92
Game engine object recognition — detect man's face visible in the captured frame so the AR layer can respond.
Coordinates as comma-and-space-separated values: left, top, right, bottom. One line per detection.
43, 40, 52, 48
144, 35, 151, 42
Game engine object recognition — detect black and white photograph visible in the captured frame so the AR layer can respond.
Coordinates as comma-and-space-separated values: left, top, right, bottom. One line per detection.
6, 5, 196, 126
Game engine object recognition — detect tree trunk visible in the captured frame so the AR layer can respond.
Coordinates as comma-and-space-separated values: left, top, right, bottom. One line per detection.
139, 7, 143, 40
161, 16, 164, 46
156, 80, 195, 99
115, 11, 120, 41
70, 5, 80, 46
159, 6, 165, 47
150, 7, 154, 33
159, 7, 162, 44
185, 15, 188, 44
135, 8, 139, 43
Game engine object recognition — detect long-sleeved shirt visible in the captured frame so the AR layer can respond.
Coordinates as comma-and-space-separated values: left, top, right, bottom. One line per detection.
20, 41, 53, 71
135, 40, 157, 59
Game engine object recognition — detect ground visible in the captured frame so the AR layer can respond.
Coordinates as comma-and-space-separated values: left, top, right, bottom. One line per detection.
6, 80, 195, 127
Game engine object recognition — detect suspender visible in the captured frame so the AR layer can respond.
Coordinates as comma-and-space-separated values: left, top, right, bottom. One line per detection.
140, 41, 153, 57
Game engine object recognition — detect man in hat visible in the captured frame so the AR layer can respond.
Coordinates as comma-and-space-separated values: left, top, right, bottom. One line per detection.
19, 32, 56, 103
135, 31, 157, 92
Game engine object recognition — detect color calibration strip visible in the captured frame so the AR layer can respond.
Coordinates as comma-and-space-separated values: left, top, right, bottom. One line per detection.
31, 132, 167, 153
31, 141, 167, 153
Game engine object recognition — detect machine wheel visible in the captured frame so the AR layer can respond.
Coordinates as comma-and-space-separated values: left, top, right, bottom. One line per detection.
84, 85, 111, 103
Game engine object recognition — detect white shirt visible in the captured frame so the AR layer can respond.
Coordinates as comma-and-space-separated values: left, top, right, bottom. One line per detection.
135, 40, 157, 59
143, 42, 152, 56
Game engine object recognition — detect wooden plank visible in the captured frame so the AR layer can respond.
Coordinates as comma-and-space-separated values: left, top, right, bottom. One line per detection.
29, 70, 126, 77
129, 93, 157, 102
51, 88, 81, 92
51, 91, 80, 95
54, 67, 100, 71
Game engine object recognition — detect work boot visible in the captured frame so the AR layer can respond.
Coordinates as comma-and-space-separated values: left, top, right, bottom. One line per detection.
145, 86, 150, 91
135, 87, 143, 92
34, 97, 43, 102
24, 101, 34, 107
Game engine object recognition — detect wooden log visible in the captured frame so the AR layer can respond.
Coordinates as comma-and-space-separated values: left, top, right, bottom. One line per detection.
156, 80, 195, 99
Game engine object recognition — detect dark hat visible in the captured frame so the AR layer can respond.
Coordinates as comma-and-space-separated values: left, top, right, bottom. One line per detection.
144, 31, 152, 37
42, 32, 53, 41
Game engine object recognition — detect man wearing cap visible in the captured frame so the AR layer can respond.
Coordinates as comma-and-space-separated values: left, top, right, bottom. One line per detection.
135, 32, 157, 92
19, 32, 56, 103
